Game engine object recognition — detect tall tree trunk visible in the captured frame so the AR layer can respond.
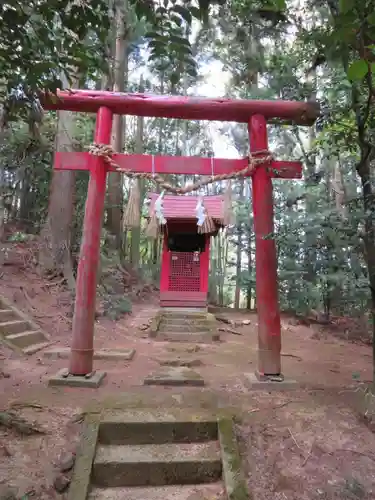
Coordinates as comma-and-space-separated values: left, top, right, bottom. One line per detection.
38, 75, 76, 289
209, 237, 218, 305
150, 72, 165, 283
234, 179, 244, 308
217, 234, 223, 306
107, 0, 129, 248
303, 77, 318, 285
130, 111, 145, 270
358, 156, 375, 383
246, 218, 252, 308
0, 163, 5, 241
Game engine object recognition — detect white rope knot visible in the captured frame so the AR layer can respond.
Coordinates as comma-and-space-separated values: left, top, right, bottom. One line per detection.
89, 143, 113, 157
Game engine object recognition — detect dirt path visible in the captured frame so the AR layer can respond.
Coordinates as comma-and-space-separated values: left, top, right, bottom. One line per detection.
0, 267, 374, 499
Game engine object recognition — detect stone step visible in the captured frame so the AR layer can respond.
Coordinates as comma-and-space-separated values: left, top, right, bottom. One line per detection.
160, 322, 211, 330
92, 441, 222, 487
22, 341, 51, 355
159, 323, 211, 334
88, 483, 224, 500
43, 347, 135, 361
0, 320, 31, 336
161, 316, 209, 325
98, 410, 217, 445
156, 331, 220, 343
162, 314, 207, 323
144, 367, 205, 387
0, 309, 17, 322
4, 330, 47, 349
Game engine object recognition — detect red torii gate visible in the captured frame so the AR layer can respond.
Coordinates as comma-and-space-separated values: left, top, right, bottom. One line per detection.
42, 90, 319, 386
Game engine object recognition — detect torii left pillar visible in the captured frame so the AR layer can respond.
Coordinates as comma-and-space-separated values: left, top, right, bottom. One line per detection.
48, 106, 113, 388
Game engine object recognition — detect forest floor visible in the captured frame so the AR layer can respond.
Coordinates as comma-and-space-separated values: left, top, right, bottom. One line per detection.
0, 254, 375, 499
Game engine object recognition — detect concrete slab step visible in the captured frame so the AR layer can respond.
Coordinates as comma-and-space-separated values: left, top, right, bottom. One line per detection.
156, 331, 220, 343
88, 483, 224, 500
0, 309, 17, 322
98, 410, 217, 445
43, 347, 135, 361
0, 294, 50, 354
92, 441, 222, 487
0, 320, 31, 336
144, 367, 205, 387
5, 330, 47, 349
22, 341, 51, 355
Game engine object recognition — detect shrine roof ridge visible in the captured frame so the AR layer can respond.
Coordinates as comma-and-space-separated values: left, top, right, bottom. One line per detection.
148, 192, 225, 223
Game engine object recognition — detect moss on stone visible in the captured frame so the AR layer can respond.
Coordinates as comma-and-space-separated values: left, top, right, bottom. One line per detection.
218, 417, 252, 500
206, 312, 218, 333
84, 389, 219, 415
149, 311, 162, 338
68, 414, 100, 500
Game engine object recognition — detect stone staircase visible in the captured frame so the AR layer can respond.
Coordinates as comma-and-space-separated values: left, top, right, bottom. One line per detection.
69, 409, 249, 500
0, 295, 50, 355
153, 311, 219, 343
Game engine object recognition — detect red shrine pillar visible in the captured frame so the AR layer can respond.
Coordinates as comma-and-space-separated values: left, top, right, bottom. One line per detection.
249, 115, 282, 376
69, 106, 113, 376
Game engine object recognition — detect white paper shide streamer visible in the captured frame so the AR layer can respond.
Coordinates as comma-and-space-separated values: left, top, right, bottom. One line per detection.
154, 191, 167, 225
195, 197, 206, 227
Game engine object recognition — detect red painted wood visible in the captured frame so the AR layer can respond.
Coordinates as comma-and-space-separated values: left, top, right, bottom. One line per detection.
169, 252, 200, 292
160, 290, 207, 308
250, 115, 281, 376
54, 152, 302, 179
161, 291, 206, 299
69, 106, 113, 376
41, 90, 319, 125
160, 301, 207, 308
160, 234, 170, 292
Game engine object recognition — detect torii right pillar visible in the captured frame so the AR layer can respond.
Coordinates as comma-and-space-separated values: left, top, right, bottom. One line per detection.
249, 114, 286, 383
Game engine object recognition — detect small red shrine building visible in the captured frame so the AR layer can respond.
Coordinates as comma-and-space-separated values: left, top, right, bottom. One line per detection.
148, 193, 225, 309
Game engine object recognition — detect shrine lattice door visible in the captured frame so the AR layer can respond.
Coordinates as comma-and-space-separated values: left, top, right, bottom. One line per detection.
160, 237, 210, 309
169, 251, 200, 292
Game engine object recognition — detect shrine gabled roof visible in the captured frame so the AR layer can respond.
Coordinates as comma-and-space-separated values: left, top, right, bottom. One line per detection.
147, 193, 225, 223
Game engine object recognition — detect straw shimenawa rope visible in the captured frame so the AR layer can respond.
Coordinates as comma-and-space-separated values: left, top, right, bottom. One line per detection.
123, 180, 140, 229
88, 143, 273, 195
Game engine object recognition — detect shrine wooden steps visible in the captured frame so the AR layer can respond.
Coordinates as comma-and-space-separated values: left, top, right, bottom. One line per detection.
0, 294, 50, 355
153, 311, 219, 343
69, 409, 250, 500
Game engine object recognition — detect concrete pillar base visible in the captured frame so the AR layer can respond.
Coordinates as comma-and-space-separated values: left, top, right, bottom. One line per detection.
245, 372, 298, 391
48, 368, 106, 388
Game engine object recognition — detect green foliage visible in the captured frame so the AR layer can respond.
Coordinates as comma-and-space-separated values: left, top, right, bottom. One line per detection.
0, 0, 110, 96
0, 0, 224, 100
347, 60, 369, 81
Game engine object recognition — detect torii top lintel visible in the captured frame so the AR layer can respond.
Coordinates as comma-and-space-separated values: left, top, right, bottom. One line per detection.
41, 90, 319, 126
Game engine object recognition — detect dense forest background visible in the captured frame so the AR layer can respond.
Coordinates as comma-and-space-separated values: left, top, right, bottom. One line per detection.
1, 0, 374, 334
